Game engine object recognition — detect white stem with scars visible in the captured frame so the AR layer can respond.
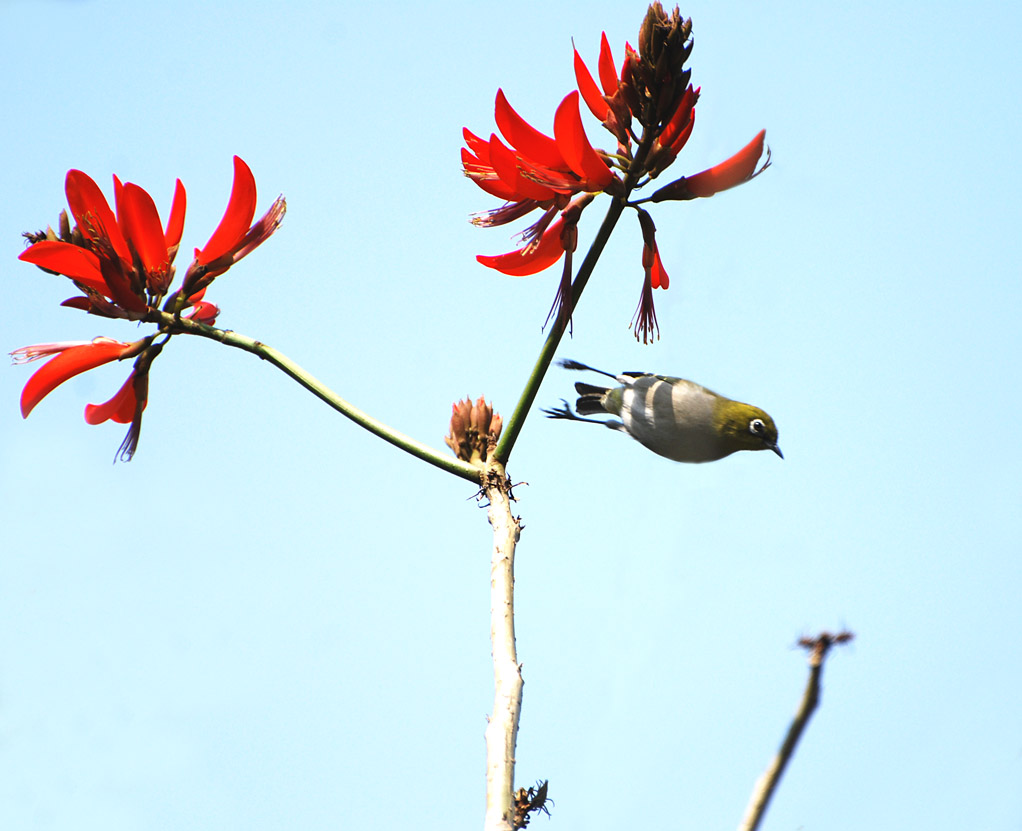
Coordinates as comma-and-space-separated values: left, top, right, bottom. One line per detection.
483, 464, 523, 831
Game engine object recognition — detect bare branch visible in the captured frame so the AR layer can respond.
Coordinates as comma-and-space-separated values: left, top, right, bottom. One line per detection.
738, 631, 854, 831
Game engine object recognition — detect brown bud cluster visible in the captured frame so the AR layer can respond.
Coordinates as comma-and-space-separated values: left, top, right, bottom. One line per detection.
623, 3, 694, 130
444, 396, 503, 466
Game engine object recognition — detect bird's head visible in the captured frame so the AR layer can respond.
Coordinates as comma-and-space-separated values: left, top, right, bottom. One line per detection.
713, 400, 783, 459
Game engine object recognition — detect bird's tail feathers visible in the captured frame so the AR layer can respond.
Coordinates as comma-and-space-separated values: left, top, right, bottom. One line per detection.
574, 382, 608, 416
574, 381, 608, 397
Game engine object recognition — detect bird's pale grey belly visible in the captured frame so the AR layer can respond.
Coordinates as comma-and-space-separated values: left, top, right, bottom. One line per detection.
620, 377, 722, 463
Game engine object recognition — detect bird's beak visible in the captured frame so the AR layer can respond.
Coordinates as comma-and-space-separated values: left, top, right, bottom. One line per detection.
770, 444, 784, 459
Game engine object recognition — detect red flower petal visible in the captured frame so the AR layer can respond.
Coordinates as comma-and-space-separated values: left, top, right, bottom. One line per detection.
85, 371, 138, 425
683, 130, 766, 198
164, 179, 187, 255
494, 89, 565, 171
597, 32, 619, 95
185, 301, 220, 325
113, 174, 125, 214
574, 48, 609, 121
65, 170, 132, 264
652, 246, 669, 290
553, 92, 613, 191
476, 219, 566, 276
462, 128, 492, 161
461, 145, 487, 172
659, 85, 697, 148
667, 109, 695, 155
488, 134, 558, 202
98, 253, 148, 313
19, 241, 107, 294
195, 155, 256, 265
119, 183, 169, 277
462, 147, 520, 201
20, 339, 129, 418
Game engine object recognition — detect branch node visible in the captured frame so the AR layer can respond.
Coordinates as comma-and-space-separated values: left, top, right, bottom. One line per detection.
797, 629, 855, 668
512, 780, 552, 829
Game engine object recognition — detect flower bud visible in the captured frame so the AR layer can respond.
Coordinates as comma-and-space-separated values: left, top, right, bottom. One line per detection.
444, 396, 503, 465
634, 3, 693, 128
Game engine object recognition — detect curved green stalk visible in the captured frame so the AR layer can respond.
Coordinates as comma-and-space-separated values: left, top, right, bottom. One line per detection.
150, 311, 481, 483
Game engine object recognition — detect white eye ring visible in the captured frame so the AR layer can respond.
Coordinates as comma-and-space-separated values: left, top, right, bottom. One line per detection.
749, 418, 765, 435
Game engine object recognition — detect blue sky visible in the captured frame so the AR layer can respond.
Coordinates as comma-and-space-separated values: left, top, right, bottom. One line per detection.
2, 1, 1020, 829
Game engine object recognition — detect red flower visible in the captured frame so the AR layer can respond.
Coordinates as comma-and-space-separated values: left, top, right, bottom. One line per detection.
631, 209, 670, 343
646, 84, 699, 176
13, 337, 138, 418
651, 129, 768, 201
573, 32, 618, 124
19, 240, 109, 297
12, 335, 159, 461
184, 300, 220, 325
17, 156, 284, 459
476, 218, 567, 277
182, 156, 287, 296
464, 88, 615, 328
20, 156, 285, 322
84, 370, 143, 426
19, 169, 187, 318
464, 89, 614, 209
463, 89, 614, 258
573, 33, 643, 148
631, 268, 659, 346
465, 11, 769, 341
650, 243, 669, 290
84, 367, 151, 461
629, 242, 670, 344
115, 176, 187, 297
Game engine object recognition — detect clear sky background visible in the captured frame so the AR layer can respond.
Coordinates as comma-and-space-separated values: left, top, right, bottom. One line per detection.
2, 1, 1020, 829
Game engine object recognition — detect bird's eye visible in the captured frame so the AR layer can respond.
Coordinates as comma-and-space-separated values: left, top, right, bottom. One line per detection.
749, 418, 765, 435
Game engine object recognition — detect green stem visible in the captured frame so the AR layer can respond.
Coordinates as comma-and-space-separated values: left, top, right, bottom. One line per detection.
492, 196, 627, 464
493, 127, 656, 465
149, 311, 482, 483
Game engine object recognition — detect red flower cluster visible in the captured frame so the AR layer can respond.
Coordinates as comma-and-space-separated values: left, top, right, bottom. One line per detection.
14, 156, 285, 459
463, 4, 769, 342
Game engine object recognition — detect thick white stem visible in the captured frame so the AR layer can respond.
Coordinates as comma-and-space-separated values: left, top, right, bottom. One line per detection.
483, 464, 523, 831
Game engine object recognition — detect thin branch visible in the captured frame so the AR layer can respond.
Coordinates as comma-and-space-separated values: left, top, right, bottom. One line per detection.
148, 311, 481, 483
482, 462, 524, 831
737, 631, 854, 831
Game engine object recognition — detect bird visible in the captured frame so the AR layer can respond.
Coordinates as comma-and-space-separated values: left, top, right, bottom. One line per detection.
542, 359, 782, 463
